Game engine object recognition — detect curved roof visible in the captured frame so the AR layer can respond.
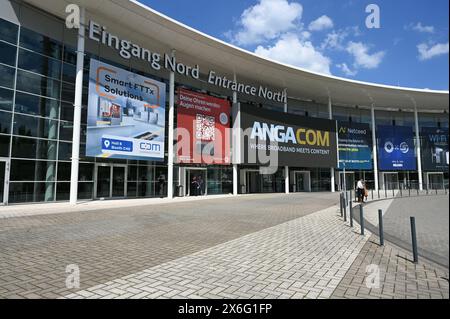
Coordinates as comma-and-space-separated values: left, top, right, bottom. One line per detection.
24, 0, 449, 111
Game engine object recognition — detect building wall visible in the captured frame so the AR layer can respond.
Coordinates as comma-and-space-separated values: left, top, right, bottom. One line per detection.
0, 1, 448, 204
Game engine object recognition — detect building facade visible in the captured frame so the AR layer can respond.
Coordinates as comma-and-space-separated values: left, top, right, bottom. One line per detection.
0, 0, 448, 205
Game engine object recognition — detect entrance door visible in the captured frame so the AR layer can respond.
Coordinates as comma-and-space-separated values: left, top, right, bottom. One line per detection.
246, 170, 260, 193
383, 172, 399, 190
294, 171, 311, 192
186, 169, 207, 196
427, 172, 444, 190
0, 159, 8, 205
339, 172, 355, 191
95, 164, 127, 199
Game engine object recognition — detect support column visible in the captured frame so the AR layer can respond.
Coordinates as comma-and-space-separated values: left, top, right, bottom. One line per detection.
284, 90, 289, 194
414, 107, 423, 190
328, 97, 335, 192
232, 73, 239, 196
69, 7, 85, 205
167, 50, 175, 199
371, 104, 379, 191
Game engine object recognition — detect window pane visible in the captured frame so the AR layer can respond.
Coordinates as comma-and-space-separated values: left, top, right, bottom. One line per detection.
11, 136, 57, 160
19, 27, 62, 59
79, 163, 93, 181
58, 120, 73, 141
62, 62, 76, 83
0, 64, 15, 89
0, 110, 12, 134
12, 113, 59, 139
0, 18, 18, 44
60, 102, 74, 121
16, 69, 61, 99
0, 134, 10, 157
78, 182, 93, 199
9, 181, 55, 203
14, 92, 59, 118
10, 159, 56, 181
18, 48, 61, 79
57, 161, 71, 181
0, 87, 13, 111
0, 41, 17, 66
61, 82, 74, 102
56, 182, 70, 200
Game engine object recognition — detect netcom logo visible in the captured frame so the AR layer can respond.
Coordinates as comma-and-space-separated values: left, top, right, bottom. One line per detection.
339, 127, 347, 134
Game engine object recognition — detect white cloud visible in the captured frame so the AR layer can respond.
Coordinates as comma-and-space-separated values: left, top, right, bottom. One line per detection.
336, 63, 357, 76
308, 15, 334, 31
320, 26, 360, 50
229, 0, 303, 45
346, 41, 385, 69
254, 33, 331, 74
417, 42, 449, 60
411, 22, 435, 33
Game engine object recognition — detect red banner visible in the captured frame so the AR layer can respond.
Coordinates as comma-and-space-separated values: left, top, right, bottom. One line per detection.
176, 88, 231, 165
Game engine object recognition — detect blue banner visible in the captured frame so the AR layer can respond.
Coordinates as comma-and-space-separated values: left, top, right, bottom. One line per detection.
338, 122, 373, 170
377, 125, 416, 170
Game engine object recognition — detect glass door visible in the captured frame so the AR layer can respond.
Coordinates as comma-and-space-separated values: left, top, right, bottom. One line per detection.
427, 172, 444, 190
112, 166, 126, 197
294, 171, 311, 192
339, 172, 355, 191
95, 164, 127, 199
246, 170, 260, 193
186, 169, 207, 196
96, 165, 111, 198
384, 173, 399, 190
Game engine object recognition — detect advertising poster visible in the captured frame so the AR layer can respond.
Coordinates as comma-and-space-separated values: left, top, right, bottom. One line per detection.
176, 88, 231, 164
239, 103, 338, 167
86, 59, 166, 161
377, 125, 416, 170
337, 122, 373, 170
421, 127, 449, 171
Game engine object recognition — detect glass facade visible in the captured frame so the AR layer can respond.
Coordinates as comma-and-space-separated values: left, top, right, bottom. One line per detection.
0, 4, 448, 204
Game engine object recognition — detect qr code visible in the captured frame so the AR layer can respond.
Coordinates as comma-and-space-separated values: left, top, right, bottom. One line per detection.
195, 114, 215, 141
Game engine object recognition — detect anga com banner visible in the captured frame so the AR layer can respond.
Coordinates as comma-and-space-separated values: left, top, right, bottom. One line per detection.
176, 88, 231, 164
86, 59, 166, 161
240, 104, 338, 167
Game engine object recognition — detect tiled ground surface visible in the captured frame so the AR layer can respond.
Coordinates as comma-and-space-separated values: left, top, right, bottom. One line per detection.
63, 205, 370, 299
331, 235, 449, 299
0, 193, 339, 299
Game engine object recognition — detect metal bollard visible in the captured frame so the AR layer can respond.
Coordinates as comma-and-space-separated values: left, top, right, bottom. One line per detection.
349, 201, 353, 227
385, 188, 387, 198
359, 204, 365, 235
435, 187, 438, 195
409, 187, 411, 197
340, 193, 343, 217
400, 187, 402, 197
378, 209, 384, 246
378, 189, 380, 199
371, 189, 373, 200
392, 188, 395, 198
410, 217, 418, 263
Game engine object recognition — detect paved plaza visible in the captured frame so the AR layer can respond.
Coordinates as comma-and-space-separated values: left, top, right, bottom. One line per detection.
0, 192, 448, 299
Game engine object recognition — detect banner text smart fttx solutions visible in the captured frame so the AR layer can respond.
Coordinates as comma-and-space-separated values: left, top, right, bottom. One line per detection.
86, 59, 166, 161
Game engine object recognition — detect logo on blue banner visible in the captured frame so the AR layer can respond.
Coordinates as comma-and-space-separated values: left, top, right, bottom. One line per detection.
338, 122, 373, 170
377, 125, 416, 170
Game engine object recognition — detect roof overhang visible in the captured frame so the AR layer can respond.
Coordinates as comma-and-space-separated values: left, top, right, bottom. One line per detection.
20, 0, 449, 112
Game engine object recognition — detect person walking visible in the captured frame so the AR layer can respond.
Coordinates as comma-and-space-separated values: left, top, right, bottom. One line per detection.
356, 179, 365, 203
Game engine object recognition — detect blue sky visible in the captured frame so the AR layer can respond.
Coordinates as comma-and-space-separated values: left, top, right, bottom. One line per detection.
139, 0, 449, 90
